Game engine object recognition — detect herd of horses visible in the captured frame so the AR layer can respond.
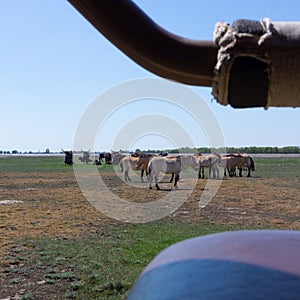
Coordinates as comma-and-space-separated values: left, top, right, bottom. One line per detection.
62, 150, 255, 190
114, 151, 255, 190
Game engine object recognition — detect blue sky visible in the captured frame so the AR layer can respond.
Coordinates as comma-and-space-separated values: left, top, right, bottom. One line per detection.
1, 1, 299, 152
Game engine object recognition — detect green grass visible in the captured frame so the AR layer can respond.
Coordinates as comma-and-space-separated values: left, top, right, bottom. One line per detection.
0, 156, 72, 173
17, 221, 241, 299
1, 155, 299, 178
253, 157, 300, 178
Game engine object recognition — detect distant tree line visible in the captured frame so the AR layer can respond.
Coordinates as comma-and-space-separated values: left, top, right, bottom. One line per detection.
224, 146, 300, 154
1, 146, 299, 155
140, 146, 300, 154
0, 148, 51, 154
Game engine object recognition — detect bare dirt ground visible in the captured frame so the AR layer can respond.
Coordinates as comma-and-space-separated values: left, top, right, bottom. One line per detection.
1, 169, 299, 254
0, 168, 299, 299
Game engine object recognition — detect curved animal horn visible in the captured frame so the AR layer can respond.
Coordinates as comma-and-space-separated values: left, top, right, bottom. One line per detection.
67, 0, 217, 86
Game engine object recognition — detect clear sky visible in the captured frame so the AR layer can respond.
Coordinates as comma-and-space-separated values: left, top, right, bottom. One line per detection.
1, 1, 300, 152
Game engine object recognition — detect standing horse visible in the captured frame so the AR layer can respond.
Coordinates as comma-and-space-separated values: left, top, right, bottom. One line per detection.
238, 153, 255, 177
221, 154, 254, 177
120, 154, 155, 182
119, 156, 139, 182
169, 155, 199, 182
135, 153, 157, 181
196, 153, 221, 179
147, 156, 183, 190
148, 155, 199, 190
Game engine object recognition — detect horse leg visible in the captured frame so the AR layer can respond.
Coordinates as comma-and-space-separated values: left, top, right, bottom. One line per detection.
149, 172, 153, 189
141, 169, 144, 182
202, 167, 205, 179
247, 167, 251, 177
174, 173, 180, 189
233, 167, 237, 177
239, 167, 243, 177
212, 167, 216, 179
170, 173, 174, 183
198, 168, 201, 179
125, 170, 131, 181
155, 174, 160, 190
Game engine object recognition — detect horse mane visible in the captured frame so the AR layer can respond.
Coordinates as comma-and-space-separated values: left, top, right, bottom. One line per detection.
225, 153, 243, 157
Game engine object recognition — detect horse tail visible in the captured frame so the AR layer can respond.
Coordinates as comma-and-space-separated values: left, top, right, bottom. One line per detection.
148, 165, 152, 175
119, 160, 123, 172
147, 161, 152, 176
250, 157, 255, 171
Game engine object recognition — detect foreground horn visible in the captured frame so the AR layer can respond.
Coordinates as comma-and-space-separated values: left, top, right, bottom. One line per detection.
67, 0, 217, 87
68, 1, 300, 108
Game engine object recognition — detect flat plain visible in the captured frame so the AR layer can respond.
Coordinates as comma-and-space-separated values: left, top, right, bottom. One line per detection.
0, 155, 299, 299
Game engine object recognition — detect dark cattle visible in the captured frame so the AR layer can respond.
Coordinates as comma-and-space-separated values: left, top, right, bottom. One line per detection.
79, 150, 92, 164
159, 152, 168, 157
93, 159, 101, 165
99, 152, 112, 164
62, 150, 73, 166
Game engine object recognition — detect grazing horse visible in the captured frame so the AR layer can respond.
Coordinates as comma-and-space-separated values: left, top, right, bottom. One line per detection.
221, 154, 254, 177
196, 153, 221, 179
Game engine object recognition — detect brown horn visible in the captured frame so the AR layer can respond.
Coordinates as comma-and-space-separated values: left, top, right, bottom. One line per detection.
67, 0, 217, 86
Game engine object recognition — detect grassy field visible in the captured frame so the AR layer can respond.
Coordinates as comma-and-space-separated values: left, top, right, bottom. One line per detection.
0, 155, 299, 299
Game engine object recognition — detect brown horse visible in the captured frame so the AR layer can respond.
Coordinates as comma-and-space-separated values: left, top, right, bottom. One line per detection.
221, 154, 255, 177
120, 153, 156, 182
135, 153, 157, 181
